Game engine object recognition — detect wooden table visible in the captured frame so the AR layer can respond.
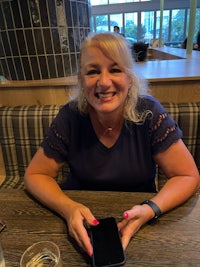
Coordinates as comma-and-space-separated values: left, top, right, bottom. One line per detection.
0, 190, 200, 266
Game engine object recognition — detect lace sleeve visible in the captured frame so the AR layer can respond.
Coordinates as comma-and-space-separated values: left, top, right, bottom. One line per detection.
151, 111, 182, 155
40, 105, 71, 163
141, 96, 182, 155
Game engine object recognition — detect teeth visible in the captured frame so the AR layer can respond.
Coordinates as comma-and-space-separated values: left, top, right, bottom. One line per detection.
98, 93, 114, 99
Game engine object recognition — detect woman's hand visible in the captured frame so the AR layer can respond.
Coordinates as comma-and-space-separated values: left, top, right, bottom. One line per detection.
64, 200, 99, 256
24, 148, 99, 256
118, 204, 154, 250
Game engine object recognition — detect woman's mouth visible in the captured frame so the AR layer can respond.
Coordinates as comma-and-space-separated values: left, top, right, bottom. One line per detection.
95, 92, 116, 99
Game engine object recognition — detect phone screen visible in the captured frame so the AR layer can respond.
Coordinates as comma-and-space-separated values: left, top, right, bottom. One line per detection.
90, 217, 126, 267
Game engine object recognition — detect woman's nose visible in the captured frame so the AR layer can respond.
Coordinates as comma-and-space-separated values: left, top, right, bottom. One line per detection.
97, 71, 112, 88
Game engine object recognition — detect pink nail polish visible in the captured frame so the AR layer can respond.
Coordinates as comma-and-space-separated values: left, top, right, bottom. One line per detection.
93, 219, 99, 225
87, 250, 92, 257
124, 212, 129, 219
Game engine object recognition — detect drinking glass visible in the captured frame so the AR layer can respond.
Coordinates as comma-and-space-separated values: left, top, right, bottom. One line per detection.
20, 241, 63, 267
0, 241, 5, 267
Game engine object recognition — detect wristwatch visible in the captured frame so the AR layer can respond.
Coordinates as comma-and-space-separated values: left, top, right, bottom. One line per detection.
140, 200, 162, 224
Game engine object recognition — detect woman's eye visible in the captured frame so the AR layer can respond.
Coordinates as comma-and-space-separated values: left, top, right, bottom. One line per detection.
111, 68, 122, 73
86, 69, 99, 75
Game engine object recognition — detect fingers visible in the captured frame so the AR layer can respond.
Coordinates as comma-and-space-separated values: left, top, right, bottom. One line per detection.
78, 208, 99, 256
68, 203, 148, 255
70, 222, 93, 256
119, 205, 145, 250
121, 231, 132, 250
122, 205, 142, 221
81, 206, 99, 227
67, 203, 99, 256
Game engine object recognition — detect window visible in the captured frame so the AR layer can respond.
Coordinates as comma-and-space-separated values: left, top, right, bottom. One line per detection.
124, 12, 138, 42
91, 2, 200, 48
171, 9, 185, 43
155, 10, 170, 41
95, 15, 109, 32
91, 0, 107, 5
110, 14, 123, 33
91, 0, 151, 4
141, 11, 154, 42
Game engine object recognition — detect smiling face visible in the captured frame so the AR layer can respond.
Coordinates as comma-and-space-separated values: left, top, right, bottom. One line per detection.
80, 46, 131, 116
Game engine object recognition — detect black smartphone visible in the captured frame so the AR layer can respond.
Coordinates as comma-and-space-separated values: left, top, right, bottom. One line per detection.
90, 217, 126, 267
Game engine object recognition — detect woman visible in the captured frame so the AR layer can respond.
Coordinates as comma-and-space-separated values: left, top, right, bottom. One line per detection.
24, 32, 200, 257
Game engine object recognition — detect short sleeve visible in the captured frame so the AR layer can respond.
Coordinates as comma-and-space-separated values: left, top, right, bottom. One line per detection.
41, 104, 71, 163
138, 96, 182, 155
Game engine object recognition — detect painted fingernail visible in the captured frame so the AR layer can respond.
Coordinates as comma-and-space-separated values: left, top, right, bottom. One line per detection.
87, 250, 92, 257
124, 212, 129, 219
93, 219, 99, 225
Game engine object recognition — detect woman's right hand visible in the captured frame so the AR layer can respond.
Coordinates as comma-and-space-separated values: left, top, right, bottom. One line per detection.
63, 200, 99, 256
24, 147, 99, 255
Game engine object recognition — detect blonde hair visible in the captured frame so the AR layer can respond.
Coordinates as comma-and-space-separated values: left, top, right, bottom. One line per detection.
74, 32, 149, 123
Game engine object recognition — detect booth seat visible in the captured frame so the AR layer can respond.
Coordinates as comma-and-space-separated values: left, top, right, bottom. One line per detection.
0, 103, 200, 190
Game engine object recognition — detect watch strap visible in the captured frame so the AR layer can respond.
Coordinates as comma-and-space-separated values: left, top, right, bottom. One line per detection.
140, 200, 162, 224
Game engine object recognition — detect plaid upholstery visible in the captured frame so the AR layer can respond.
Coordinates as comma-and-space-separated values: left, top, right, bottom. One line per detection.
0, 105, 68, 189
158, 102, 200, 189
0, 103, 200, 189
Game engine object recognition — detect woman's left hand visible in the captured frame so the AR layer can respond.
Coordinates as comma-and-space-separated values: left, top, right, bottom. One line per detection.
118, 204, 154, 250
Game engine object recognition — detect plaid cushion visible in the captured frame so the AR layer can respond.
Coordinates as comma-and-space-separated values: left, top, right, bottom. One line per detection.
158, 102, 200, 189
0, 105, 68, 189
0, 103, 200, 189
0, 106, 19, 187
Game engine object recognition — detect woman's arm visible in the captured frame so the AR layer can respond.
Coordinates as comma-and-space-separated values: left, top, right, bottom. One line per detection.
24, 147, 98, 256
152, 139, 200, 211
119, 139, 200, 249
24, 147, 70, 216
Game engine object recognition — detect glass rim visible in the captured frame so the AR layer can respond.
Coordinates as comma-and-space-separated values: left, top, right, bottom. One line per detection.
20, 240, 61, 266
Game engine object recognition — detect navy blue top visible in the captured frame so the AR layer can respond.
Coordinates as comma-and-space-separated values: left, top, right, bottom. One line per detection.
41, 96, 182, 192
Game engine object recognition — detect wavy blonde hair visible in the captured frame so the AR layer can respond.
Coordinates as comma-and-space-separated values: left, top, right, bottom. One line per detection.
74, 32, 149, 123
